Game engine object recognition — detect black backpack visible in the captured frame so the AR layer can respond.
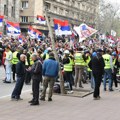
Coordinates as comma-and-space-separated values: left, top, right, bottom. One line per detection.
53, 83, 61, 94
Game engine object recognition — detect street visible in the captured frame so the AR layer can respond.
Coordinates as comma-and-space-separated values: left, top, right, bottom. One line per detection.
0, 67, 120, 120
0, 84, 120, 120
0, 66, 31, 98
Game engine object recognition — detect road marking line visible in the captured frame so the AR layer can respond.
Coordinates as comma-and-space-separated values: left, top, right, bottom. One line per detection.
0, 89, 31, 99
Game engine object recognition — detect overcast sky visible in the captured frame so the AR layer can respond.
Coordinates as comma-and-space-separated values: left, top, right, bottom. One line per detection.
106, 0, 120, 4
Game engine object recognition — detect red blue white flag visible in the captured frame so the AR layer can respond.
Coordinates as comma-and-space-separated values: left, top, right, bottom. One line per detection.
34, 29, 42, 40
37, 15, 46, 25
28, 26, 36, 38
18, 34, 23, 43
54, 19, 72, 36
28, 26, 42, 40
0, 16, 4, 26
6, 21, 21, 36
0, 32, 2, 39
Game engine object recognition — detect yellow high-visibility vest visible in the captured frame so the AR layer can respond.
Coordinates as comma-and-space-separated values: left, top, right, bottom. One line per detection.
86, 56, 92, 72
64, 58, 73, 72
12, 51, 19, 64
74, 52, 85, 66
30, 53, 34, 65
103, 54, 111, 69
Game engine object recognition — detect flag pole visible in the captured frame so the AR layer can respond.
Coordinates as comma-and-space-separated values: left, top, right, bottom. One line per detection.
44, 6, 66, 94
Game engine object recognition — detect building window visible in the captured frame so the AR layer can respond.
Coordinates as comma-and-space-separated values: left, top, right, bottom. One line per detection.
59, 8, 63, 15
54, 7, 57, 13
45, 3, 50, 10
22, 1, 28, 8
78, 3, 80, 9
13, 0, 16, 17
65, 10, 69, 16
77, 13, 79, 19
21, 16, 28, 23
4, 5, 8, 16
11, 6, 15, 17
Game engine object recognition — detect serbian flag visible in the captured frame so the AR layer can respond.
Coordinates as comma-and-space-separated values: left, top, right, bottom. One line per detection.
54, 19, 72, 36
6, 21, 21, 36
34, 29, 42, 40
18, 35, 23, 43
28, 26, 36, 38
0, 16, 4, 26
28, 26, 42, 39
74, 23, 97, 42
37, 15, 46, 25
0, 32, 2, 39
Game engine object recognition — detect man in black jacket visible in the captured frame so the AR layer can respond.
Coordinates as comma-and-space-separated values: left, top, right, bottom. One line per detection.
89, 51, 105, 100
11, 54, 26, 100
28, 53, 42, 105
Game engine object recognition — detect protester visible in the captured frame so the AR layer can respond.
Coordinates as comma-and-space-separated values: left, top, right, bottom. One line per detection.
26, 47, 35, 84
12, 47, 19, 82
103, 49, 114, 91
74, 47, 86, 88
28, 53, 42, 105
40, 52, 59, 101
85, 50, 95, 89
4, 46, 13, 83
11, 54, 26, 100
63, 50, 74, 94
23, 49, 31, 85
89, 51, 105, 100
0, 41, 4, 65
111, 52, 119, 88
0, 32, 119, 102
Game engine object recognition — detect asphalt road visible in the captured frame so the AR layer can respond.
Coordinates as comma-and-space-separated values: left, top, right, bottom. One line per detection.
0, 66, 31, 98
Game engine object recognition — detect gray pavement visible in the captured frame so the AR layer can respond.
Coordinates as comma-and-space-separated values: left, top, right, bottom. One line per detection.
0, 85, 120, 120
1, 66, 120, 120
0, 66, 31, 97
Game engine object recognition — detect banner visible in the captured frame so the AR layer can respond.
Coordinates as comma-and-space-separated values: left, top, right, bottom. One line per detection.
111, 30, 116, 37
74, 23, 97, 42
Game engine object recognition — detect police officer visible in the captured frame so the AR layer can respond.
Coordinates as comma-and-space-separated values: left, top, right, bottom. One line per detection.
63, 50, 74, 94
74, 48, 86, 88
103, 49, 114, 91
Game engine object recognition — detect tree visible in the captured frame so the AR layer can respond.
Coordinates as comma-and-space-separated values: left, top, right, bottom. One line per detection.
97, 0, 120, 36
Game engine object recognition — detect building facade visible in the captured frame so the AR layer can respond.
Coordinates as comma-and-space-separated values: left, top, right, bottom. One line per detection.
20, 0, 99, 34
0, 0, 20, 22
0, 0, 20, 33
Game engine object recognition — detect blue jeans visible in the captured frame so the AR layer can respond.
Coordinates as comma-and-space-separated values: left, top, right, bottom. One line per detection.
103, 69, 112, 90
11, 75, 25, 98
6, 64, 12, 82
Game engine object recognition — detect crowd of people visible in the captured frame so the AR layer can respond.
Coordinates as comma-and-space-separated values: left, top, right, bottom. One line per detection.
0, 35, 120, 105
